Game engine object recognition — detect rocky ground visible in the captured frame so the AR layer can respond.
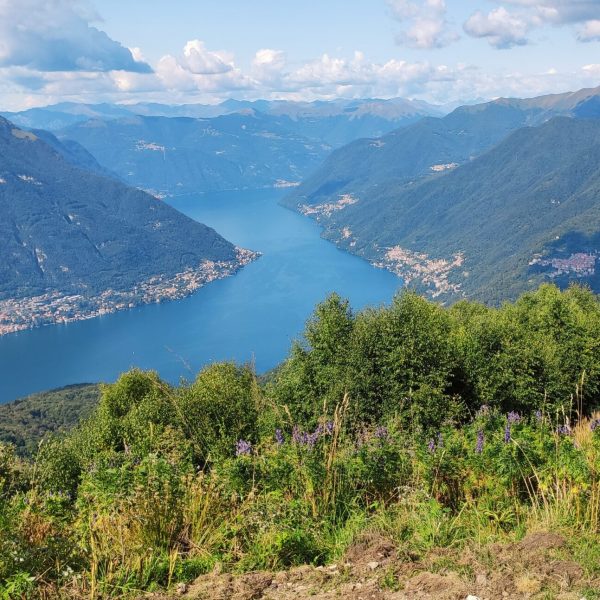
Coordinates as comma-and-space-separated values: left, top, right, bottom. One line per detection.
155, 532, 599, 600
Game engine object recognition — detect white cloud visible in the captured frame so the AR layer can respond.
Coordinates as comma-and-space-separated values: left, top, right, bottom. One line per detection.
582, 63, 600, 76
155, 44, 253, 94
465, 1, 600, 47
464, 7, 531, 48
252, 49, 287, 83
388, 0, 459, 49
180, 40, 233, 75
501, 1, 600, 24
0, 0, 151, 72
578, 19, 600, 40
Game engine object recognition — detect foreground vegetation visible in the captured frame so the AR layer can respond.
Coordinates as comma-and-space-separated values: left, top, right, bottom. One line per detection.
2, 284, 600, 598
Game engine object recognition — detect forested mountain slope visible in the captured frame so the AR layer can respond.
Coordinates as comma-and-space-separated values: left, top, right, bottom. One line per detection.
284, 85, 600, 210
0, 117, 255, 333
289, 116, 600, 303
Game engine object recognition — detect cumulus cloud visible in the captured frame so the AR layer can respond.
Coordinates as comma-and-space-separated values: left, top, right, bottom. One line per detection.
180, 40, 233, 75
465, 1, 600, 47
464, 7, 531, 48
0, 0, 152, 73
251, 49, 287, 83
388, 0, 459, 49
578, 19, 600, 40
155, 44, 252, 94
500, 1, 600, 24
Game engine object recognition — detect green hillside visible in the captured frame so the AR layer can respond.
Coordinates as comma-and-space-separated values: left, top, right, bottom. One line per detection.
283, 87, 600, 212
288, 116, 600, 303
0, 384, 99, 456
0, 116, 257, 333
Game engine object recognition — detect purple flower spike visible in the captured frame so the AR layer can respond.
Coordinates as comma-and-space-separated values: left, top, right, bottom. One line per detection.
556, 424, 571, 435
476, 429, 484, 454
325, 421, 334, 435
507, 411, 521, 424
591, 419, 600, 432
275, 429, 284, 445
235, 439, 252, 456
306, 431, 319, 448
427, 438, 436, 453
504, 424, 511, 444
292, 425, 303, 445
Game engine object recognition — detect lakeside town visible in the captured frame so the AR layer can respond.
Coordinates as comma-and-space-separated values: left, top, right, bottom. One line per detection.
529, 251, 597, 278
0, 248, 258, 336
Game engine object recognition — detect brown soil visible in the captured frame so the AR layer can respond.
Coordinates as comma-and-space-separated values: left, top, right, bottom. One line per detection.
154, 532, 598, 600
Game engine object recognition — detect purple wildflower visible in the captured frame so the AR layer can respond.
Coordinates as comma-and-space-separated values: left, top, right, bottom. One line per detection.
535, 410, 543, 423
235, 439, 252, 456
556, 424, 571, 435
292, 425, 303, 445
306, 431, 320, 448
275, 429, 284, 446
476, 429, 484, 454
504, 424, 511, 444
507, 411, 521, 424
374, 426, 389, 440
427, 438, 436, 453
591, 419, 600, 432
325, 421, 334, 435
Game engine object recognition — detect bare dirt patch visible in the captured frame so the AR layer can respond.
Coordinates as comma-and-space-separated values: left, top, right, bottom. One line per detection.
154, 531, 596, 600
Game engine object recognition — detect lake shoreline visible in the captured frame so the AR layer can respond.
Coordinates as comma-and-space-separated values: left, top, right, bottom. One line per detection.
0, 247, 259, 337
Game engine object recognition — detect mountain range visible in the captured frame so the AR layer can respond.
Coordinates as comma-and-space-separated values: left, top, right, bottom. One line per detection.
0, 97, 447, 198
2, 97, 443, 146
0, 116, 255, 334
284, 86, 600, 303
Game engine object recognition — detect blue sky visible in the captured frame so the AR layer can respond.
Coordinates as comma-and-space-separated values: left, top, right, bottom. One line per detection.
0, 0, 599, 110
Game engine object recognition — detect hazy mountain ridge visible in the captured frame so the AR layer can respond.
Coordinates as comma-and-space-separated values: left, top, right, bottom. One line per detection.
55, 111, 330, 197
284, 85, 600, 212
0, 97, 446, 197
1, 96, 443, 142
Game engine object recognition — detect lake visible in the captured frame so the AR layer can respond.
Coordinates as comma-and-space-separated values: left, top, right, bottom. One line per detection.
0, 190, 402, 403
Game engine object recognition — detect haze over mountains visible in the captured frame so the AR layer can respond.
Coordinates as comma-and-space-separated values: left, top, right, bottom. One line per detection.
285, 85, 600, 303
0, 97, 445, 198
57, 112, 330, 197
2, 97, 442, 145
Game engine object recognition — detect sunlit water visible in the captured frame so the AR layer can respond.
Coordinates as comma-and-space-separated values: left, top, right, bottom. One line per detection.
0, 189, 402, 403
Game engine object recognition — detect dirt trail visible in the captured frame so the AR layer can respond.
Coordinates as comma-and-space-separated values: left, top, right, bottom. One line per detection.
157, 532, 598, 600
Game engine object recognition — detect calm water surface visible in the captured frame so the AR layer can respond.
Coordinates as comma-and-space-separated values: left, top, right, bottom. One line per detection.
0, 190, 401, 403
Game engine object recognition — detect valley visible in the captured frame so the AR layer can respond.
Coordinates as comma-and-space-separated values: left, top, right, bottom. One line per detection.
0, 189, 401, 403
3, 2, 600, 596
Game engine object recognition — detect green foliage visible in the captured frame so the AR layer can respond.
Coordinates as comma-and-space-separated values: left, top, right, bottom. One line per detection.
3, 286, 600, 597
180, 363, 259, 463
0, 384, 99, 457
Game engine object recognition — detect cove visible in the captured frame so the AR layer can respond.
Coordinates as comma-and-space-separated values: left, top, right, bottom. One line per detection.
0, 189, 402, 403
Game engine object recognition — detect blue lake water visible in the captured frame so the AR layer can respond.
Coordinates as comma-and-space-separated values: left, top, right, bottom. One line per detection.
0, 189, 402, 403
